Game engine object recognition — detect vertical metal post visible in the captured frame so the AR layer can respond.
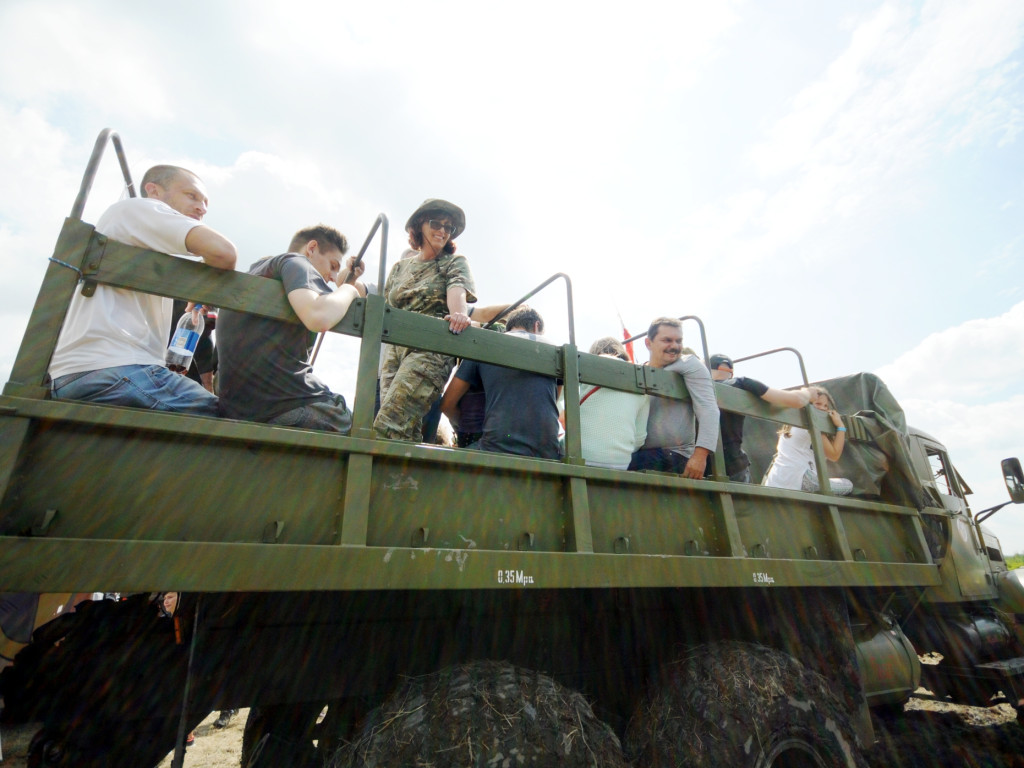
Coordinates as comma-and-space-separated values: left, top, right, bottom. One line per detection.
807, 407, 834, 496
171, 594, 202, 768
350, 295, 386, 438
4, 220, 98, 397
561, 344, 582, 464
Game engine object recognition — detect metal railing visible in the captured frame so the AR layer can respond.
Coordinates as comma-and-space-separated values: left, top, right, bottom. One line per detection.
483, 272, 576, 348
71, 129, 135, 220
310, 213, 389, 366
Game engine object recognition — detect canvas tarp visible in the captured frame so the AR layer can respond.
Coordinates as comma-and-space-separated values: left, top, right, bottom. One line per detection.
739, 372, 932, 508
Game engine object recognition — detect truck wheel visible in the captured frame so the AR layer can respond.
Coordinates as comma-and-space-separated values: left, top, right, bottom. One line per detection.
330, 660, 629, 767
27, 719, 177, 768
625, 641, 866, 768
27, 728, 64, 768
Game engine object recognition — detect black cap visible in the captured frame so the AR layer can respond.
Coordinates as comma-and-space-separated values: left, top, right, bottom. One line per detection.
709, 353, 734, 370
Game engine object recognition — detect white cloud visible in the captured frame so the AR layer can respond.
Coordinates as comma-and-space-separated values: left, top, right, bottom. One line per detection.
676, 0, 1024, 291
875, 301, 1024, 402
0, 3, 172, 121
873, 302, 1024, 552
901, 395, 1024, 553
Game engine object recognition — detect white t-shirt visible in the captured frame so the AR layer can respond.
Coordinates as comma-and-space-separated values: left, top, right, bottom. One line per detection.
763, 427, 815, 490
49, 198, 201, 379
580, 385, 650, 470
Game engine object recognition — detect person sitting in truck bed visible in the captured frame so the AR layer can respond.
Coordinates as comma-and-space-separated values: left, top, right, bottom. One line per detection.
577, 337, 650, 470
628, 317, 719, 478
215, 225, 365, 432
706, 353, 813, 482
763, 385, 853, 495
48, 165, 237, 415
440, 306, 561, 459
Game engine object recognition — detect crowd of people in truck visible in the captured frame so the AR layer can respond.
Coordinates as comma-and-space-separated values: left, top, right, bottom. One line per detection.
47, 163, 852, 492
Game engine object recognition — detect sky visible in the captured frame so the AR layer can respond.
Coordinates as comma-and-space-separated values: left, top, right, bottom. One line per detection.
2, 0, 1023, 550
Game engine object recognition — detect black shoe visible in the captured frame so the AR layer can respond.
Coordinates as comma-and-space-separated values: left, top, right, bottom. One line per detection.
213, 709, 237, 728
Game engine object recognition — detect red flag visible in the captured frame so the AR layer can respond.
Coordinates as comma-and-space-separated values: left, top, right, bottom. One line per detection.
619, 315, 635, 362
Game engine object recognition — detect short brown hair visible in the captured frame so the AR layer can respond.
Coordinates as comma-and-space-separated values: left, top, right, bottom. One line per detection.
505, 305, 544, 334
647, 317, 681, 341
140, 165, 197, 197
289, 224, 348, 255
589, 336, 628, 360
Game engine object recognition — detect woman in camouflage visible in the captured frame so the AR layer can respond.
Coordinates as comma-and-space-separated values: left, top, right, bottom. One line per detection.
373, 199, 477, 441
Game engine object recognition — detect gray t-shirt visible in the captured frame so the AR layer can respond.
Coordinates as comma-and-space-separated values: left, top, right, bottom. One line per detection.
217, 253, 335, 422
642, 355, 720, 456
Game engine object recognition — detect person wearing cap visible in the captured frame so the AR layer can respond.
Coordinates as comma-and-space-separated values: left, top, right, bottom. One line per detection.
373, 199, 477, 442
628, 317, 719, 478
707, 353, 813, 482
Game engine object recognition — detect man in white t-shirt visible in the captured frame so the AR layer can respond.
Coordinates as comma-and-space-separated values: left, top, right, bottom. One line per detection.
49, 165, 237, 415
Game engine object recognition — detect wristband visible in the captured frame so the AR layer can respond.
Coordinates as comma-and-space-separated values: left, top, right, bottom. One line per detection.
836, 427, 846, 432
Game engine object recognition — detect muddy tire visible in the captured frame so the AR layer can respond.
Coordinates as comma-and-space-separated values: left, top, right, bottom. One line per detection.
626, 641, 866, 768
330, 660, 628, 768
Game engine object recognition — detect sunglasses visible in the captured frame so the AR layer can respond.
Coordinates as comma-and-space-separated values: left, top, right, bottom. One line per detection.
427, 219, 457, 237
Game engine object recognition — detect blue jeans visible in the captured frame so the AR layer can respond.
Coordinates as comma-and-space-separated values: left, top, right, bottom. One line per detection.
51, 364, 218, 417
628, 447, 690, 473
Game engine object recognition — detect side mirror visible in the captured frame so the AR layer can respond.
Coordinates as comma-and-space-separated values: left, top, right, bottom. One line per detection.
1002, 458, 1024, 504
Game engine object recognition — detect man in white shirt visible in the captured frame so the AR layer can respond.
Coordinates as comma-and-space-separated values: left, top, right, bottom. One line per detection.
49, 165, 237, 415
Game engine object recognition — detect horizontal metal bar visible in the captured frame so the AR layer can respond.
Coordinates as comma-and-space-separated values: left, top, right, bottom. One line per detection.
0, 394, 921, 520
0, 537, 942, 593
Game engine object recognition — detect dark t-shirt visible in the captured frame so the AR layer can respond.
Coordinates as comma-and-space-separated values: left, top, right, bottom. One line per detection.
713, 376, 769, 477
216, 253, 335, 422
455, 334, 560, 459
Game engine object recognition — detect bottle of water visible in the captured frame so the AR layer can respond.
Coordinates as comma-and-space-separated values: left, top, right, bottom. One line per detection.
166, 305, 205, 372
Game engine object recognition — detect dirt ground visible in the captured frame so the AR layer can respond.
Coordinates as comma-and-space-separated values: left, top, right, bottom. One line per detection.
1, 696, 1022, 766
0, 708, 247, 768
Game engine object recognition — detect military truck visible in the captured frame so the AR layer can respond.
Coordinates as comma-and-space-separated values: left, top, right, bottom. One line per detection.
1, 131, 1023, 767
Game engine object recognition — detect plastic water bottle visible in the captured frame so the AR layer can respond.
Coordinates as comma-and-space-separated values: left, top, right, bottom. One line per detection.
166, 305, 205, 372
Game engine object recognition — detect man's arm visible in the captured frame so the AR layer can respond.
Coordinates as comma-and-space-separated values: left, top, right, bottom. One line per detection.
684, 447, 713, 480
469, 304, 512, 325
338, 255, 370, 296
184, 225, 238, 270
287, 285, 360, 333
761, 386, 812, 409
440, 377, 471, 427
683, 359, 720, 479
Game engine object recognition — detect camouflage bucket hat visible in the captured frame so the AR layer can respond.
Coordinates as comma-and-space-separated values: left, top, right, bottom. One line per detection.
405, 199, 466, 239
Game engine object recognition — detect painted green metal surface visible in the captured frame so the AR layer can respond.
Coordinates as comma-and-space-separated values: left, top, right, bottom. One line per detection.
0, 219, 941, 598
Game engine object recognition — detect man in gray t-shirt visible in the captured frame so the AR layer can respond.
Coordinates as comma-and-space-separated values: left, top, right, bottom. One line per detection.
629, 317, 720, 478
217, 225, 364, 432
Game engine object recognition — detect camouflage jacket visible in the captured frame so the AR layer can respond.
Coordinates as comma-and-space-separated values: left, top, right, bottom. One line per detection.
383, 252, 477, 318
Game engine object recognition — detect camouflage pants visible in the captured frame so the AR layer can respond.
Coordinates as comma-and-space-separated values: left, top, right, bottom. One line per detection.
374, 345, 455, 441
